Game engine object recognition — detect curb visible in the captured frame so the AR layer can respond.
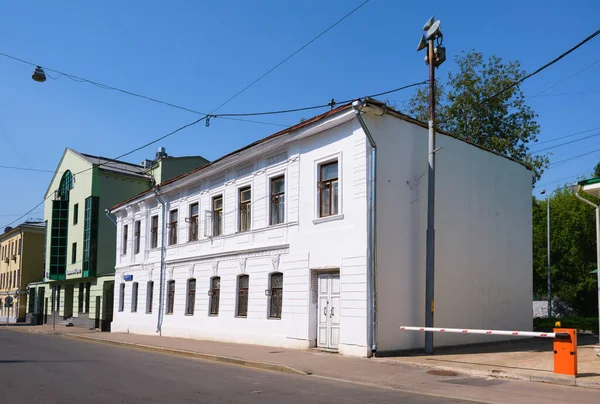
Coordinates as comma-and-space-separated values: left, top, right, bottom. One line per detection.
64, 334, 311, 376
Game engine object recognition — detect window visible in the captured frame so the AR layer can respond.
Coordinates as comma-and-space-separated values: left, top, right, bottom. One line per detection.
188, 203, 199, 241
166, 280, 175, 314
168, 210, 178, 245
78, 283, 84, 313
269, 272, 283, 319
18, 238, 22, 255
71, 242, 77, 264
239, 187, 251, 232
85, 282, 91, 313
150, 215, 159, 249
212, 196, 223, 236
186, 278, 196, 315
28, 288, 35, 313
118, 283, 125, 312
237, 275, 249, 317
73, 203, 79, 225
131, 282, 138, 312
134, 220, 141, 254
83, 196, 99, 277
318, 161, 339, 217
146, 281, 154, 313
209, 276, 220, 315
270, 176, 285, 225
122, 224, 128, 255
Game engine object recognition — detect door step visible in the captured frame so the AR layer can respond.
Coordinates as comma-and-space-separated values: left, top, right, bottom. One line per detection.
310, 347, 339, 354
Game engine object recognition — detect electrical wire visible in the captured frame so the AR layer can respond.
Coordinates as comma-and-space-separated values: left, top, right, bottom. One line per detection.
550, 146, 600, 167
533, 131, 600, 153
534, 126, 600, 146
0, 165, 54, 173
527, 58, 600, 101
208, 0, 371, 114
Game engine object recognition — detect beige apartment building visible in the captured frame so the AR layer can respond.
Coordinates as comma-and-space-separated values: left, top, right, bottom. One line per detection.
0, 221, 45, 323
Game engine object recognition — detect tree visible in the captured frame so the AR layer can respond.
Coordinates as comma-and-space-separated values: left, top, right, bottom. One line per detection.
532, 187, 598, 316
593, 161, 600, 178
405, 51, 549, 183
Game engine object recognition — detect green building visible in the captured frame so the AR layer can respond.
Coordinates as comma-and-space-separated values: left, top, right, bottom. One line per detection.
27, 147, 208, 330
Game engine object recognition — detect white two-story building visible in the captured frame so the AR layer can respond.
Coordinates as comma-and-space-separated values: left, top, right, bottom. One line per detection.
110, 98, 533, 357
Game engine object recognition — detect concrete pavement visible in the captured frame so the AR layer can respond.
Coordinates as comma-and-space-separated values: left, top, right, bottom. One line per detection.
2, 324, 600, 404
0, 330, 468, 404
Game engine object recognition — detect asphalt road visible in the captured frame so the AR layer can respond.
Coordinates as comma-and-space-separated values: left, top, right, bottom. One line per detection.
0, 330, 473, 403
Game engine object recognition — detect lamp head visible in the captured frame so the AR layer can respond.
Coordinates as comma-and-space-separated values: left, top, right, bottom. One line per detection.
426, 20, 442, 40
32, 66, 46, 83
422, 16, 434, 31
417, 35, 428, 51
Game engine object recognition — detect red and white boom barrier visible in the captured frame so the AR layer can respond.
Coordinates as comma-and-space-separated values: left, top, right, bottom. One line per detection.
399, 326, 570, 339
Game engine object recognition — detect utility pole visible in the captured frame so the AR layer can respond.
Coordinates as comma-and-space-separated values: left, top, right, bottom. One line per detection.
547, 195, 552, 318
417, 17, 446, 354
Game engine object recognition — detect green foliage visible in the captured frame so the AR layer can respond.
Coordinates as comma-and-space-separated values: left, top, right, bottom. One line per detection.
533, 316, 599, 334
593, 162, 600, 178
532, 187, 599, 316
405, 51, 549, 184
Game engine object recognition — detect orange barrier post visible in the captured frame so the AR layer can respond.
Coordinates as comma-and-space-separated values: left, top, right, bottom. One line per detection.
553, 328, 577, 376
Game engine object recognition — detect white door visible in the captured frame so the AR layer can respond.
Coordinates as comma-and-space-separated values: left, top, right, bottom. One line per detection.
317, 274, 340, 349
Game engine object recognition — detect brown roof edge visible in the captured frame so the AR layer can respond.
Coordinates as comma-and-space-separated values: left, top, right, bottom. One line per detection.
110, 103, 355, 212
110, 97, 532, 212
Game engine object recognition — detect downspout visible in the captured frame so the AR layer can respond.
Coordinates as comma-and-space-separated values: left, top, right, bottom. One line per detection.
104, 209, 117, 226
153, 187, 167, 336
574, 185, 600, 353
352, 99, 378, 355
18, 227, 23, 321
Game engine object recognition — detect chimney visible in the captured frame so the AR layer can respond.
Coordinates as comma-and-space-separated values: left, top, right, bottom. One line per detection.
156, 146, 168, 160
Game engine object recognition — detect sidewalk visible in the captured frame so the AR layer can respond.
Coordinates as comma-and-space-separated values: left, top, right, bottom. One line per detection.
2, 324, 599, 404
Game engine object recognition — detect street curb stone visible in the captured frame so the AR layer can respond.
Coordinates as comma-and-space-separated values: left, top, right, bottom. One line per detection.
64, 334, 312, 376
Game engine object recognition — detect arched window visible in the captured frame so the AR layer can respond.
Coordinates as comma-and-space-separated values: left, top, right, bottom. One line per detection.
209, 277, 220, 316
269, 272, 283, 319
186, 278, 196, 315
118, 283, 125, 312
58, 170, 74, 201
237, 275, 249, 317
166, 280, 176, 314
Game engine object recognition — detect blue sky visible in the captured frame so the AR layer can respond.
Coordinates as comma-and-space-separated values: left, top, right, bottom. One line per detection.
0, 0, 598, 227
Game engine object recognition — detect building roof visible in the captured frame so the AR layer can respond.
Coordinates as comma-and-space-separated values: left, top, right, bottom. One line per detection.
72, 149, 149, 179
111, 97, 531, 212
1, 220, 45, 241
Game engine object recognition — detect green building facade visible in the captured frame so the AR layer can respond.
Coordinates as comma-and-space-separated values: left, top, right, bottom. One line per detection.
27, 147, 207, 330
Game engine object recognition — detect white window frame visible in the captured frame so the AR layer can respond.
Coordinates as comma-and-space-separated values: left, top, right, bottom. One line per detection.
185, 200, 201, 242
266, 169, 287, 226
313, 152, 344, 224
207, 188, 225, 238
236, 180, 253, 233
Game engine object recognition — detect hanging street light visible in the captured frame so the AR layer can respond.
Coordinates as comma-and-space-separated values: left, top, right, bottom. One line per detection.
32, 66, 47, 82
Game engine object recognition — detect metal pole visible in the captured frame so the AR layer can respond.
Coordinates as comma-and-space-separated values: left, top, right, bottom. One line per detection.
52, 285, 56, 331
547, 196, 552, 318
424, 37, 436, 354
596, 207, 600, 352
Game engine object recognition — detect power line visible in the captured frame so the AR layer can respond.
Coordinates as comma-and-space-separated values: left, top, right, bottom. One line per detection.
551, 146, 600, 167
533, 131, 600, 153
534, 126, 600, 146
215, 81, 428, 117
0, 165, 54, 173
536, 171, 592, 189
209, 0, 371, 114
0, 52, 285, 128
527, 58, 600, 101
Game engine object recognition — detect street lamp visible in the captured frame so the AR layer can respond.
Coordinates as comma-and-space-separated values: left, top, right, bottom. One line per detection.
32, 66, 46, 82
540, 188, 560, 318
417, 16, 446, 354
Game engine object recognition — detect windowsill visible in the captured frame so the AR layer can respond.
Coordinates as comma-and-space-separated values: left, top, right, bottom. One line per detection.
312, 214, 344, 225
185, 313, 194, 316
146, 311, 152, 314
235, 315, 247, 319
166, 313, 173, 315
268, 316, 282, 320
208, 314, 219, 317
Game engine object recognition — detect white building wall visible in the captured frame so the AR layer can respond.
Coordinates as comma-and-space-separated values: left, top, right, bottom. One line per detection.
370, 113, 533, 353
112, 116, 370, 356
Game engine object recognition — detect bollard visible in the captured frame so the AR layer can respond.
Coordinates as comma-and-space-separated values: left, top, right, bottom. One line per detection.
553, 328, 577, 376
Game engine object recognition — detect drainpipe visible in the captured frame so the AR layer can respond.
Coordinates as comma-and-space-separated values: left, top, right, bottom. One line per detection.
352, 99, 378, 355
574, 185, 600, 353
104, 209, 117, 226
153, 187, 167, 336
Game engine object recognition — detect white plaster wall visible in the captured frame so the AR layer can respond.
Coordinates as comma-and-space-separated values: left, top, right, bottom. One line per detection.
371, 113, 533, 352
112, 116, 370, 356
